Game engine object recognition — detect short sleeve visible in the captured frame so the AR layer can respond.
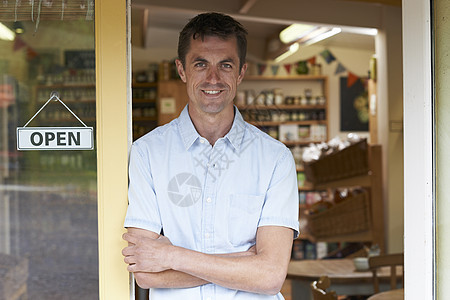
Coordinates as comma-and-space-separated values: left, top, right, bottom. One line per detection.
258, 147, 300, 238
124, 142, 162, 234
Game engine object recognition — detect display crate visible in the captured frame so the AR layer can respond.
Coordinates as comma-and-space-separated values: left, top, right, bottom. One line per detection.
306, 189, 372, 239
304, 139, 369, 184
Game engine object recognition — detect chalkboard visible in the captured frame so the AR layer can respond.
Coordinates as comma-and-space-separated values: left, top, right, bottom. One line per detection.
340, 77, 369, 132
65, 50, 95, 69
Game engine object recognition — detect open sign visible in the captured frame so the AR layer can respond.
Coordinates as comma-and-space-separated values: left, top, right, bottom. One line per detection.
17, 127, 94, 150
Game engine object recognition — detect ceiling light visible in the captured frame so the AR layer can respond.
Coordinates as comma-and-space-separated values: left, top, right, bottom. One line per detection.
279, 24, 317, 44
14, 22, 25, 34
274, 42, 299, 63
0, 22, 15, 41
301, 27, 342, 46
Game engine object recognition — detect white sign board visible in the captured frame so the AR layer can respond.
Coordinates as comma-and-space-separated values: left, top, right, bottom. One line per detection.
17, 127, 94, 150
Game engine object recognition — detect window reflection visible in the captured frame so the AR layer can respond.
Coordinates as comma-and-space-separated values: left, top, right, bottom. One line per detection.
0, 2, 97, 299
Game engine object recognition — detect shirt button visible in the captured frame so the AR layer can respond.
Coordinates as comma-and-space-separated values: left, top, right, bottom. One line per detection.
206, 197, 212, 203
200, 139, 205, 144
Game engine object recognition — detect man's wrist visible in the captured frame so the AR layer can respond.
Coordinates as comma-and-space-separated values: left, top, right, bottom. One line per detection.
166, 244, 180, 271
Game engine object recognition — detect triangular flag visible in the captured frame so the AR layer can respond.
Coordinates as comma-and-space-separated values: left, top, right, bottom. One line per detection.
347, 72, 359, 88
320, 49, 336, 64
13, 37, 27, 51
257, 63, 267, 75
270, 65, 279, 76
335, 63, 347, 75
307, 56, 316, 65
26, 47, 38, 60
284, 64, 292, 74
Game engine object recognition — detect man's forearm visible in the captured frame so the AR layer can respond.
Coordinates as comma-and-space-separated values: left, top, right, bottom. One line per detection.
134, 269, 208, 289
133, 247, 256, 289
167, 246, 281, 294
166, 227, 293, 295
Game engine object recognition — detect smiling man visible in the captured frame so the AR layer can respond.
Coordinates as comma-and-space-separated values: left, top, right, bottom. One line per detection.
122, 12, 299, 300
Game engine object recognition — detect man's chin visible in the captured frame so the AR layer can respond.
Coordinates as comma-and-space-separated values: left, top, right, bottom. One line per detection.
199, 101, 233, 115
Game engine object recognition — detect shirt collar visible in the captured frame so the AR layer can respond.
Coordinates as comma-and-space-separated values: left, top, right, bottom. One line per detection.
225, 107, 246, 151
177, 105, 246, 151
178, 105, 200, 150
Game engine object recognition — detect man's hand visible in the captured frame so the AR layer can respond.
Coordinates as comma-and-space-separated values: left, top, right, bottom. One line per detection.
122, 231, 173, 273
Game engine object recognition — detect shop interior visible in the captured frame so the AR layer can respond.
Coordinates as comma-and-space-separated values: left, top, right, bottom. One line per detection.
0, 0, 403, 299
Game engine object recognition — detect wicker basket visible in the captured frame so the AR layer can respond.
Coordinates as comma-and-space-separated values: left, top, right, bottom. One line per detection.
306, 190, 371, 239
304, 139, 369, 184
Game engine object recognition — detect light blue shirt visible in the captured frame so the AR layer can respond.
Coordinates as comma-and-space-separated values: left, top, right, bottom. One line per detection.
124, 106, 299, 300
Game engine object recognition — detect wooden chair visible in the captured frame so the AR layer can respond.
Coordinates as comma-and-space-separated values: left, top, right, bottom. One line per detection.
310, 276, 337, 300
368, 253, 404, 294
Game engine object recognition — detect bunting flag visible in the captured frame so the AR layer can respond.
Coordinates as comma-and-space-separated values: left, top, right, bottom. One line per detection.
307, 56, 316, 65
335, 62, 347, 75
270, 65, 279, 76
13, 37, 27, 51
320, 49, 336, 64
283, 64, 292, 74
257, 63, 267, 75
26, 47, 38, 60
249, 49, 367, 79
347, 72, 359, 88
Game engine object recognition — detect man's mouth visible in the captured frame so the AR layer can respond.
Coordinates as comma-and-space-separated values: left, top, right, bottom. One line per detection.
202, 90, 222, 95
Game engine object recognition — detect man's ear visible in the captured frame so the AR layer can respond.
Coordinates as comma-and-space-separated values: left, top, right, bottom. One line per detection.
175, 59, 186, 83
237, 63, 248, 85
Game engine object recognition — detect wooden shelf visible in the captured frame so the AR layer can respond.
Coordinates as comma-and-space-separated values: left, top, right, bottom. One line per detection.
248, 120, 327, 127
133, 117, 158, 122
132, 82, 157, 88
237, 104, 326, 110
243, 75, 328, 81
283, 140, 325, 147
133, 98, 157, 103
313, 174, 372, 190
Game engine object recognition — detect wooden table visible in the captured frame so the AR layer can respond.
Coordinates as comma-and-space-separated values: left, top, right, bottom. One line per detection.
287, 259, 403, 300
368, 288, 404, 300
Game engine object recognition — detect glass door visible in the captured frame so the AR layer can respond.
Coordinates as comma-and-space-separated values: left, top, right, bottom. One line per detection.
0, 2, 98, 299
1, 1, 130, 299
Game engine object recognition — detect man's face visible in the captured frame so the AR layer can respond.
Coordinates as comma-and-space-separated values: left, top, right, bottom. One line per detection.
176, 35, 247, 115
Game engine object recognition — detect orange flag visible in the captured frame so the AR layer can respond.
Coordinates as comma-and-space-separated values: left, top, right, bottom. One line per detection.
307, 56, 316, 65
347, 72, 359, 88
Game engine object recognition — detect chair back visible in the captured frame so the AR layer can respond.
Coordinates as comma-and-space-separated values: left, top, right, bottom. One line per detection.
310, 276, 337, 300
368, 253, 404, 294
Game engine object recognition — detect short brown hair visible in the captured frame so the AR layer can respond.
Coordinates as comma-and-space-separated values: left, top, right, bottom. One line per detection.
178, 12, 248, 72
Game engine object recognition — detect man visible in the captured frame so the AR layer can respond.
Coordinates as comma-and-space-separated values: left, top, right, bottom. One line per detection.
122, 12, 299, 299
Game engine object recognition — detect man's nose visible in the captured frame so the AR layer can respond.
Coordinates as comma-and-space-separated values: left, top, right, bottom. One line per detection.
206, 67, 220, 83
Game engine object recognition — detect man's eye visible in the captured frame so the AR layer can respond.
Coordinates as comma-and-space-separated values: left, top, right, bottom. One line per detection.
222, 63, 232, 69
195, 62, 206, 68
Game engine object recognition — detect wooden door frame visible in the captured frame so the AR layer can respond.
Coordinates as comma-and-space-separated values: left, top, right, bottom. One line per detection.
95, 0, 131, 299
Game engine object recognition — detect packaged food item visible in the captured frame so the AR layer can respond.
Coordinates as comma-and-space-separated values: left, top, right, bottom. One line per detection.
273, 88, 284, 105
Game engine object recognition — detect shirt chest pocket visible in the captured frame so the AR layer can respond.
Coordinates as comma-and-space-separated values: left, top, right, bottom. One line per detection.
228, 194, 265, 247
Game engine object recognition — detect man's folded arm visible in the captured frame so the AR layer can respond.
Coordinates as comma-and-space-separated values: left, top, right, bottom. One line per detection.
123, 226, 293, 295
